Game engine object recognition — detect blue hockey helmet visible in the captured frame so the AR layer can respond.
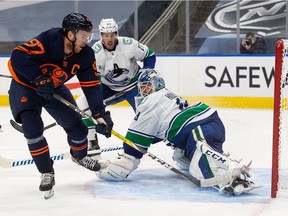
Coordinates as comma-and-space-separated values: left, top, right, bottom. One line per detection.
137, 69, 165, 97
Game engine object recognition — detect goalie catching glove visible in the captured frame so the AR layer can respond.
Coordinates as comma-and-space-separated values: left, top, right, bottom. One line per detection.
96, 152, 140, 181
93, 111, 114, 138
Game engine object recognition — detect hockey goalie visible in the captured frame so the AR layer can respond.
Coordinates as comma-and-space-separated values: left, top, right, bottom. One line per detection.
97, 69, 259, 195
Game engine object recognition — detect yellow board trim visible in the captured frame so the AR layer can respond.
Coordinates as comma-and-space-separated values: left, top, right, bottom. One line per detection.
0, 95, 274, 109
0, 95, 9, 106
182, 96, 274, 109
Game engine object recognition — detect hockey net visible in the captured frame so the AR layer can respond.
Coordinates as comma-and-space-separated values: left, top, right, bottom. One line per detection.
272, 39, 288, 198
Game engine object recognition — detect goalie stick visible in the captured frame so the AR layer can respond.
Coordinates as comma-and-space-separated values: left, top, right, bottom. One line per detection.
0, 146, 123, 168
10, 85, 137, 133
52, 93, 203, 187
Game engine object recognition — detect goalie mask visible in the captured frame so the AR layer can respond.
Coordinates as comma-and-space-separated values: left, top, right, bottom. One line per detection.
137, 69, 165, 97
99, 18, 118, 34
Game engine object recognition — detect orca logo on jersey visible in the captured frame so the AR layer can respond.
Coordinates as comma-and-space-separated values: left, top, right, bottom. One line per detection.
40, 64, 68, 88
110, 64, 129, 78
105, 64, 130, 85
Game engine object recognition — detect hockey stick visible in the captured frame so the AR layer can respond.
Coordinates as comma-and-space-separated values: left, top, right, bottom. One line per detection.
0, 74, 12, 78
52, 93, 202, 187
102, 84, 137, 105
10, 119, 57, 133
0, 146, 123, 168
10, 85, 137, 133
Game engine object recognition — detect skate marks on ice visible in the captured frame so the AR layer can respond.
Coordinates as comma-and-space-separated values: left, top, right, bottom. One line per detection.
90, 167, 270, 203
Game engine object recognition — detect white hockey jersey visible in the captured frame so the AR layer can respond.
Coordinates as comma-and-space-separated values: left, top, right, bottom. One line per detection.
126, 88, 216, 149
91, 37, 151, 91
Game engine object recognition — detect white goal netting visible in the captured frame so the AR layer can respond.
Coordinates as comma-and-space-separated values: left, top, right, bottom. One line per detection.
272, 39, 288, 198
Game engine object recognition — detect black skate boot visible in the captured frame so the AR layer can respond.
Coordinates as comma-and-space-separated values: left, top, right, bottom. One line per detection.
220, 177, 258, 195
72, 155, 101, 171
88, 134, 100, 151
88, 134, 102, 159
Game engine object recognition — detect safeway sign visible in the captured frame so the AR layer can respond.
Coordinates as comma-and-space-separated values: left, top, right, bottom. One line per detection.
156, 55, 275, 97
203, 56, 274, 96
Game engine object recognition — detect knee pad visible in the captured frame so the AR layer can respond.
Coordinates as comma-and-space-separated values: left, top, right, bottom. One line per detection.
19, 109, 43, 139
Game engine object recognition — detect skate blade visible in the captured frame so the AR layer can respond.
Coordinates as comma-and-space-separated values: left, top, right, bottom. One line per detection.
44, 189, 54, 199
233, 185, 262, 196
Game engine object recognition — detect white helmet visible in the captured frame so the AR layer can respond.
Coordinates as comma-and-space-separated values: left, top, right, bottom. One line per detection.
99, 18, 118, 33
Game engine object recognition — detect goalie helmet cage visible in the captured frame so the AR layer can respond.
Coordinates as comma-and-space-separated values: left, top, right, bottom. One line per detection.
272, 39, 288, 198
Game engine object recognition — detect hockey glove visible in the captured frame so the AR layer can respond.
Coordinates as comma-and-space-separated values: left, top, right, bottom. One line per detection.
34, 74, 55, 100
94, 111, 113, 138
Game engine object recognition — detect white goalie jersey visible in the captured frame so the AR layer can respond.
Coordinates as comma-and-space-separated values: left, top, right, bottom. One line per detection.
91, 37, 150, 91
126, 88, 216, 149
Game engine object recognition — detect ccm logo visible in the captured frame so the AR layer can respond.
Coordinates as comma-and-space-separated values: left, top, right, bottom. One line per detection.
205, 150, 227, 164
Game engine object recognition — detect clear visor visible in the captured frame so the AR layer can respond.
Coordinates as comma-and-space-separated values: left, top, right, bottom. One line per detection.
76, 32, 94, 43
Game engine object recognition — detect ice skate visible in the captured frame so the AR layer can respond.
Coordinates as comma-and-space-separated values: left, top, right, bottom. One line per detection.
39, 172, 55, 199
88, 134, 100, 151
88, 135, 104, 160
72, 155, 101, 171
87, 134, 102, 160
219, 177, 261, 195
89, 139, 100, 150
219, 161, 261, 195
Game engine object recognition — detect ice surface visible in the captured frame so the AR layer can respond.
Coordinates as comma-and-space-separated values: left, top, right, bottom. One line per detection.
0, 106, 288, 216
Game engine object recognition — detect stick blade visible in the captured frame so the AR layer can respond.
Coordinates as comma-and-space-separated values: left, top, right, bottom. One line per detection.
9, 119, 23, 133
0, 155, 12, 168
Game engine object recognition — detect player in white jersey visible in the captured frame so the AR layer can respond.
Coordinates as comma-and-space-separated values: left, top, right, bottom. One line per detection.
76, 18, 156, 151
97, 69, 257, 196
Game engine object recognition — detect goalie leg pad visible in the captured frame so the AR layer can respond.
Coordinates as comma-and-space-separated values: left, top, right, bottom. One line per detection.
196, 141, 251, 179
97, 163, 133, 181
175, 157, 190, 170
188, 138, 250, 187
97, 153, 140, 181
172, 147, 189, 170
190, 141, 253, 188
189, 147, 235, 187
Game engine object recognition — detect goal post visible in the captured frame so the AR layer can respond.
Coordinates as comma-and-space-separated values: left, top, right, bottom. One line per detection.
272, 39, 288, 198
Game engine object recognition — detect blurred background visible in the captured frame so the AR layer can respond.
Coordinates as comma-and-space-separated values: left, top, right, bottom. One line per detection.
0, 0, 286, 55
